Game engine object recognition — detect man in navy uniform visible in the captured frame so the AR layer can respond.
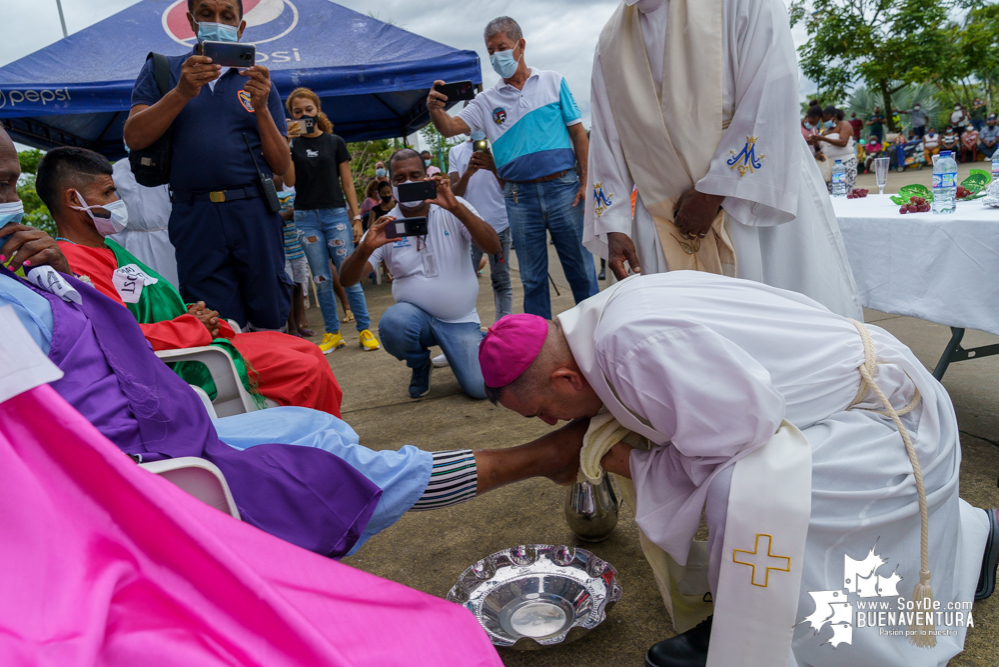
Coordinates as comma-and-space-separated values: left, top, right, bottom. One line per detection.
124, 0, 291, 330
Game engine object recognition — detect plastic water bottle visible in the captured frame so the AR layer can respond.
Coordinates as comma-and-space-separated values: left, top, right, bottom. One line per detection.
992, 151, 999, 183
931, 151, 958, 214
831, 160, 847, 197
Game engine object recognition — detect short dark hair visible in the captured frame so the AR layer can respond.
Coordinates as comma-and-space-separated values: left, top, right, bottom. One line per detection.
388, 148, 426, 177
36, 147, 113, 212
805, 105, 822, 120
187, 0, 244, 16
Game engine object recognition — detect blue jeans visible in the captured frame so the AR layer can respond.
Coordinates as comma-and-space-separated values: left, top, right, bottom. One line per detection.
378, 302, 486, 400
294, 207, 370, 334
504, 172, 598, 319
470, 226, 514, 320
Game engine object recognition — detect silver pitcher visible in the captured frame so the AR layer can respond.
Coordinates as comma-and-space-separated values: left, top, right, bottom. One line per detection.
564, 476, 619, 542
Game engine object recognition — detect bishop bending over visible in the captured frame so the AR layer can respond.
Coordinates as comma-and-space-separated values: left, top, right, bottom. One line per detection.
480, 271, 997, 667
584, 0, 861, 319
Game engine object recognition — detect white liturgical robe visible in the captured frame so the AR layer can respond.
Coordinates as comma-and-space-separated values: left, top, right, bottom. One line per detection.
557, 272, 988, 666
584, 0, 862, 320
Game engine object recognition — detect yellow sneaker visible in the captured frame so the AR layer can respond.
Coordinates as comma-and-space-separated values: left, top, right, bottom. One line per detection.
318, 332, 346, 355
359, 329, 381, 351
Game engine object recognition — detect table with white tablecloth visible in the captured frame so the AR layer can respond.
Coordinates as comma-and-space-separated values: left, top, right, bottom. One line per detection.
832, 194, 999, 378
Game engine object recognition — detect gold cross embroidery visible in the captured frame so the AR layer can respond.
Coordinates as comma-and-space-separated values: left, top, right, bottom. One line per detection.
733, 534, 791, 587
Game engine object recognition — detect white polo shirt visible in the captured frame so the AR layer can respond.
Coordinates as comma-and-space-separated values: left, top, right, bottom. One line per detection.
457, 68, 582, 182
365, 200, 481, 324
447, 140, 509, 234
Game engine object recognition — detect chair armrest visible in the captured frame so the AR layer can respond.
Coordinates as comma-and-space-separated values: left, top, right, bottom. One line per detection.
154, 346, 249, 417
140, 456, 240, 519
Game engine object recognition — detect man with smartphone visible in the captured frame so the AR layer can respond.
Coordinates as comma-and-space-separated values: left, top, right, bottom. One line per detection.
123, 0, 291, 332
339, 149, 500, 400
427, 16, 599, 320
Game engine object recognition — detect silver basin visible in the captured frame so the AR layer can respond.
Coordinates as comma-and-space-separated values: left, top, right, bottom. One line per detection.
447, 544, 622, 650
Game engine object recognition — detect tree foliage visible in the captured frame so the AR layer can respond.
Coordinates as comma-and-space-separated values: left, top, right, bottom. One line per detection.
790, 0, 955, 132
16, 149, 56, 238
419, 123, 463, 174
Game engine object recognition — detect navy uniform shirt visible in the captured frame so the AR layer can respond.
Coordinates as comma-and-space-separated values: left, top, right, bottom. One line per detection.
131, 49, 288, 193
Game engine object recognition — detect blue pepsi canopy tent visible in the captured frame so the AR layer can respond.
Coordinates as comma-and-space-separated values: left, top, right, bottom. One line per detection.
0, 0, 480, 157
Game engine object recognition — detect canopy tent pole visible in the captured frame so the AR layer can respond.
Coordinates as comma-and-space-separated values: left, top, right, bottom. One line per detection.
55, 0, 69, 38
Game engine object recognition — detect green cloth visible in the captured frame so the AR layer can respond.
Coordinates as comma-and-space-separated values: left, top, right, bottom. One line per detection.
105, 239, 263, 407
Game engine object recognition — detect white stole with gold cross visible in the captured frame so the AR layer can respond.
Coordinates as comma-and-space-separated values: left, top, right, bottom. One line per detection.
557, 276, 812, 666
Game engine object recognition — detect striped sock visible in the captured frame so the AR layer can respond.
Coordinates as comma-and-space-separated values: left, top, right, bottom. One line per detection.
409, 449, 478, 511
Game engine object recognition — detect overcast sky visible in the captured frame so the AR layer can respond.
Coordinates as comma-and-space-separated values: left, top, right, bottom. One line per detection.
0, 0, 810, 146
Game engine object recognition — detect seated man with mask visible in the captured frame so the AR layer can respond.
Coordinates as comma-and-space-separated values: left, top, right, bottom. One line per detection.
0, 126, 586, 558
339, 148, 501, 399
39, 147, 343, 417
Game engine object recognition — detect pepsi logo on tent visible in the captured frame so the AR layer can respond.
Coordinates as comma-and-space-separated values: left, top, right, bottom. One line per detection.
162, 0, 299, 46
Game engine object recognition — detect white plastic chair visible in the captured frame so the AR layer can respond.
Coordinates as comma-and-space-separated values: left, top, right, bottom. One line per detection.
156, 346, 259, 417
140, 457, 240, 520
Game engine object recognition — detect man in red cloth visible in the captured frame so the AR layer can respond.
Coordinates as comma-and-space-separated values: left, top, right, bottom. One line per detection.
38, 147, 342, 416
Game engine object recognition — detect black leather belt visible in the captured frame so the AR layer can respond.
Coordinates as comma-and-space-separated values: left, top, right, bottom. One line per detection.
171, 185, 260, 204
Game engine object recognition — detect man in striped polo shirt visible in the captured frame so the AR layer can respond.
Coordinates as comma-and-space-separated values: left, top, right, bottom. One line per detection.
428, 16, 598, 319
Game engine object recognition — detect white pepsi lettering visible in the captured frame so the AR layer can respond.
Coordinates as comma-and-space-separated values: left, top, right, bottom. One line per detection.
293, 48, 301, 61
2, 87, 71, 107
256, 52, 269, 62
271, 51, 291, 62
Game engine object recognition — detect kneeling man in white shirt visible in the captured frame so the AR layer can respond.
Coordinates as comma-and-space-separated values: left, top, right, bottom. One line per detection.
340, 148, 501, 399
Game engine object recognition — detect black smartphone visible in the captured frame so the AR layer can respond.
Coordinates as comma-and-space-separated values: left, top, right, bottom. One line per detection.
397, 180, 437, 203
473, 138, 489, 153
202, 41, 256, 68
385, 217, 429, 238
433, 81, 475, 102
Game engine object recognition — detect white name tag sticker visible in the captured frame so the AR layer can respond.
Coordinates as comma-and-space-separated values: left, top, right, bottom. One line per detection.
422, 252, 439, 278
112, 263, 158, 303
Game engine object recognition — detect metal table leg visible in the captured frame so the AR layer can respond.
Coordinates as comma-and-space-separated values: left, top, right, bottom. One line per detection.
932, 327, 999, 380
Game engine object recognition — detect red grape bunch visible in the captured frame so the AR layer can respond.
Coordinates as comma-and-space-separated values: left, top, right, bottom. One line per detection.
956, 186, 972, 199
898, 196, 930, 214
846, 188, 869, 199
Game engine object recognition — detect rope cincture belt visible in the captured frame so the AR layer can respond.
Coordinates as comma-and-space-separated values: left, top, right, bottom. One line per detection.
847, 318, 936, 648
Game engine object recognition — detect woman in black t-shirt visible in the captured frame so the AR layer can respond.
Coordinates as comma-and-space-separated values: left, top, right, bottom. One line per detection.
366, 180, 396, 231
284, 88, 378, 353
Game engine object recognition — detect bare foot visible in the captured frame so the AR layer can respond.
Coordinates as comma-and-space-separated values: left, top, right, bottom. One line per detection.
543, 418, 590, 486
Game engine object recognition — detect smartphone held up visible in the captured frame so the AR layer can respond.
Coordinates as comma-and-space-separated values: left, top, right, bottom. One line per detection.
385, 217, 429, 238
202, 41, 256, 68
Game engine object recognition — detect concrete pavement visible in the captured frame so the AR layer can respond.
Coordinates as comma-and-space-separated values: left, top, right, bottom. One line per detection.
312, 238, 999, 665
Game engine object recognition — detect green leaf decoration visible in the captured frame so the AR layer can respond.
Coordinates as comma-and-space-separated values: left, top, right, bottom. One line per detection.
961, 169, 991, 194
890, 183, 933, 205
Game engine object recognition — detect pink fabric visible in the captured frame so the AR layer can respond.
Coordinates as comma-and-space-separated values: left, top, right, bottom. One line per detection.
0, 384, 501, 667
479, 313, 549, 387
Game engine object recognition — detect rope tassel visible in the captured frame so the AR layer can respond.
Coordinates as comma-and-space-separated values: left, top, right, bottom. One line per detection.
849, 319, 935, 648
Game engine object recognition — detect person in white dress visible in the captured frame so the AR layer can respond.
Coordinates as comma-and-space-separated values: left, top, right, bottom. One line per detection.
584, 0, 861, 320
479, 271, 997, 667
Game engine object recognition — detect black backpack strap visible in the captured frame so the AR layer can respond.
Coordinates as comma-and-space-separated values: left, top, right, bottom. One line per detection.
146, 52, 171, 100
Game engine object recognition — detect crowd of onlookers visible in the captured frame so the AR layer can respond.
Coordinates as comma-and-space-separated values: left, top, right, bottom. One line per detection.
95, 10, 598, 403
802, 96, 999, 190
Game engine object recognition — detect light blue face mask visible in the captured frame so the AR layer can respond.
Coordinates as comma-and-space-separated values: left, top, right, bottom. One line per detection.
197, 21, 239, 43
823, 119, 836, 129
490, 48, 520, 79
375, 168, 387, 178
424, 159, 432, 167
0, 201, 24, 227
803, 121, 815, 130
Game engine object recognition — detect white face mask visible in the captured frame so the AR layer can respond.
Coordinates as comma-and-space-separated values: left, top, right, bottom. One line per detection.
70, 190, 128, 236
0, 200, 24, 227
392, 180, 425, 210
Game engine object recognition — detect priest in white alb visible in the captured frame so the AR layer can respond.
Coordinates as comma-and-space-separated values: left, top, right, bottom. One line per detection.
478, 271, 997, 667
584, 0, 862, 320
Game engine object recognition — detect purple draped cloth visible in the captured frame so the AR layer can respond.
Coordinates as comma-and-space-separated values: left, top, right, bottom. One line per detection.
1, 264, 380, 558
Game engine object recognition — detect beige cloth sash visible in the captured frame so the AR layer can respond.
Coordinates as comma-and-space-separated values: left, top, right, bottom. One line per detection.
598, 0, 736, 276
